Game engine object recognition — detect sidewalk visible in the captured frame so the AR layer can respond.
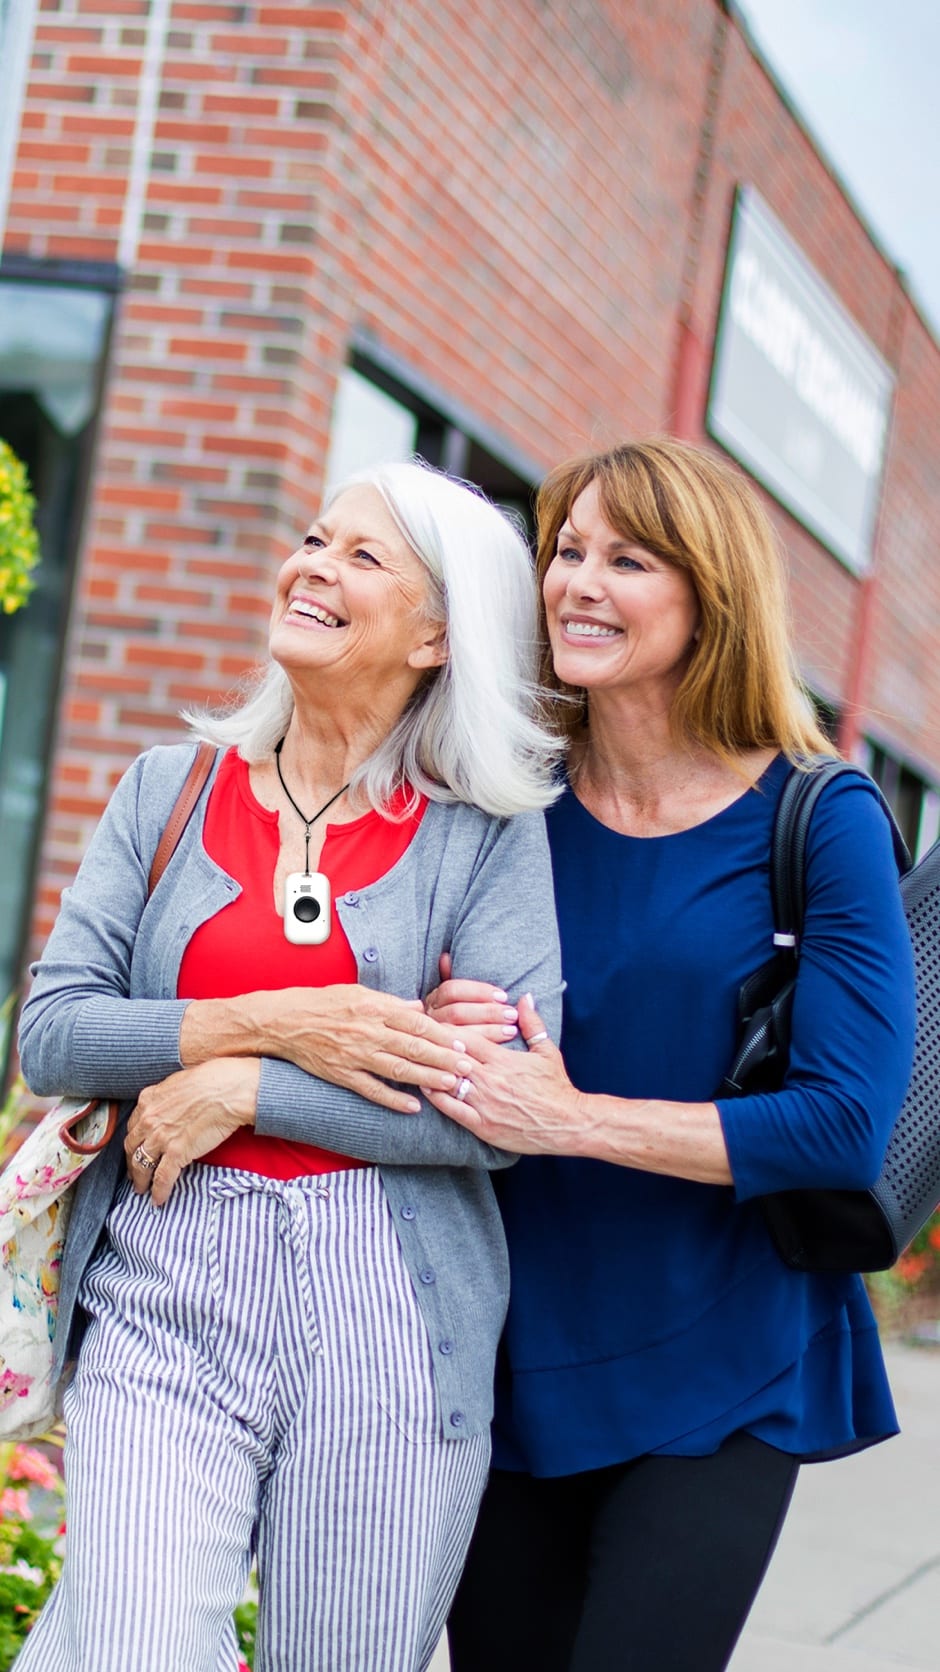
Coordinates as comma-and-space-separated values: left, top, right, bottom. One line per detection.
430, 1340, 940, 1671
729, 1340, 940, 1671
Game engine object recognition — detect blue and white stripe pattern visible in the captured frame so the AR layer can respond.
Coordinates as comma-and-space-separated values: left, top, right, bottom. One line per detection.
14, 1165, 488, 1671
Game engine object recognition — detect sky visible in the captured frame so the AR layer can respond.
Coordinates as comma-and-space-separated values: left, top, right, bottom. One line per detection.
737, 0, 940, 337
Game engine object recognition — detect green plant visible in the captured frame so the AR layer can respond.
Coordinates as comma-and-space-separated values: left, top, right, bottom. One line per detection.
0, 1440, 65, 1671
866, 1206, 940, 1334
0, 441, 40, 616
0, 1434, 259, 1668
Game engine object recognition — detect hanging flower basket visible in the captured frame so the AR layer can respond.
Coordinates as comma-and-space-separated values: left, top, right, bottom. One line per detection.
0, 442, 40, 616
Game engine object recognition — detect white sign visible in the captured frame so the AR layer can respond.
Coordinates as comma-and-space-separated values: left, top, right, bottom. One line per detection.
707, 188, 895, 573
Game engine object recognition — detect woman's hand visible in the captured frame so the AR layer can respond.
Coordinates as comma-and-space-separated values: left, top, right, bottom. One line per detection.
424, 953, 520, 1043
126, 1056, 260, 1206
423, 994, 589, 1155
180, 984, 472, 1113
426, 995, 734, 1183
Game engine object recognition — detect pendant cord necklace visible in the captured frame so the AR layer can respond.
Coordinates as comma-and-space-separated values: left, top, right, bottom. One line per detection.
274, 737, 349, 874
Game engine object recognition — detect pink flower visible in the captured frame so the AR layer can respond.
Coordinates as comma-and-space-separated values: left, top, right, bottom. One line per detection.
0, 1367, 33, 1407
0, 1487, 31, 1519
8, 1445, 60, 1491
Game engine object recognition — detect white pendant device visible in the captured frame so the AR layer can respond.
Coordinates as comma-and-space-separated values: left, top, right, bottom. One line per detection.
284, 870, 332, 945
274, 738, 349, 947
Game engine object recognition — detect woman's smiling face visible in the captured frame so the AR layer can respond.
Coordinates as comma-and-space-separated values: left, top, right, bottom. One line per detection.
542, 478, 700, 702
269, 483, 446, 695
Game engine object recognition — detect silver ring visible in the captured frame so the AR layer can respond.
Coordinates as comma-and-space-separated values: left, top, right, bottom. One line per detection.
133, 1144, 158, 1172
454, 1076, 472, 1103
527, 1030, 549, 1044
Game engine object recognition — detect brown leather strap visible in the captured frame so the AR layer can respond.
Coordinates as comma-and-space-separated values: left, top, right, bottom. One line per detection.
60, 1097, 120, 1155
147, 741, 217, 896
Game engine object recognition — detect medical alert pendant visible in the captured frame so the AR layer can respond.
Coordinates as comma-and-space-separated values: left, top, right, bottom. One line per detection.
283, 871, 332, 945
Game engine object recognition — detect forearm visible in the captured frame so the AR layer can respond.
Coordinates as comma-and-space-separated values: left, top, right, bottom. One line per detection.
179, 990, 287, 1064
256, 1057, 517, 1170
571, 1090, 733, 1185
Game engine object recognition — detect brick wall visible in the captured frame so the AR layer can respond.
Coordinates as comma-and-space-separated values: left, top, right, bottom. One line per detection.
3, 0, 939, 954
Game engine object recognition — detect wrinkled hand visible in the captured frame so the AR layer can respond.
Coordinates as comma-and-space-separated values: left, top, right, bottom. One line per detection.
424, 952, 520, 1043
423, 995, 588, 1156
258, 983, 471, 1112
126, 1056, 260, 1206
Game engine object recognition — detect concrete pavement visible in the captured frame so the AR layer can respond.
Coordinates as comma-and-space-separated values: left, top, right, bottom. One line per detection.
430, 1339, 940, 1671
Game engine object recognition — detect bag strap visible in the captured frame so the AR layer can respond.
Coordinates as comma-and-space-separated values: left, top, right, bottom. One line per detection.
771, 756, 911, 956
58, 742, 217, 1158
147, 741, 217, 895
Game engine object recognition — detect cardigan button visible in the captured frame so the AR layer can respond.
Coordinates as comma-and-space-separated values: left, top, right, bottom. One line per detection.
419, 1267, 436, 1285
343, 891, 359, 906
363, 946, 379, 963
438, 1339, 455, 1355
449, 1410, 465, 1428
400, 1205, 416, 1221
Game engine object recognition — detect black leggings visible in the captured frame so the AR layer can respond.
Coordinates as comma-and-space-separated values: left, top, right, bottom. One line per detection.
447, 1431, 798, 1672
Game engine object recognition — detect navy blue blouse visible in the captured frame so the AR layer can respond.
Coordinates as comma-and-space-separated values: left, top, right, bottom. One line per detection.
491, 757, 916, 1477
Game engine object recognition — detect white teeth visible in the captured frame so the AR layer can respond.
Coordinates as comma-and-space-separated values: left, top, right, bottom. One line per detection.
290, 601, 342, 628
566, 621, 619, 638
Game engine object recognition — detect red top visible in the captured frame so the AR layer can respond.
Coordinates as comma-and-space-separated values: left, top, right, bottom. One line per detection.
179, 748, 427, 1179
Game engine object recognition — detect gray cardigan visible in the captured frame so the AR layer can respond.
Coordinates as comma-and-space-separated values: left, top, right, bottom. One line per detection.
19, 744, 562, 1439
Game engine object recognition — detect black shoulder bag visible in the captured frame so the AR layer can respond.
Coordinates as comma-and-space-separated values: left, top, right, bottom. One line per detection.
718, 757, 940, 1273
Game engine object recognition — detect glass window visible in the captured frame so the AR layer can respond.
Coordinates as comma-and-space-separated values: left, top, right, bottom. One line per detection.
864, 740, 938, 861
328, 357, 535, 537
324, 368, 418, 491
0, 275, 114, 1019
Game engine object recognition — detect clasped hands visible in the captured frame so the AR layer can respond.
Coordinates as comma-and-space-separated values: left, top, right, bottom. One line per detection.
126, 982, 481, 1203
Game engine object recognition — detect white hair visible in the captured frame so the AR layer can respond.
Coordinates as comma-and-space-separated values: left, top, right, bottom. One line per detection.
183, 459, 562, 816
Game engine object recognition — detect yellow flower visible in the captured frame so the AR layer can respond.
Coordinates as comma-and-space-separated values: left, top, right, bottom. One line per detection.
0, 440, 40, 613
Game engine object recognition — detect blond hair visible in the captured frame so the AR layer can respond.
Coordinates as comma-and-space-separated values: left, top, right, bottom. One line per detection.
535, 438, 833, 763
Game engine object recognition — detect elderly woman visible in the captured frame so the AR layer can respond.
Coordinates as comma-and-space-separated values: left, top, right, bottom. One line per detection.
15, 462, 562, 1672
432, 441, 916, 1672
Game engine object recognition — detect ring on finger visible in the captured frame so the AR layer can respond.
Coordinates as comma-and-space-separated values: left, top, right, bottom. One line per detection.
527, 1030, 549, 1044
454, 1076, 472, 1103
132, 1144, 158, 1172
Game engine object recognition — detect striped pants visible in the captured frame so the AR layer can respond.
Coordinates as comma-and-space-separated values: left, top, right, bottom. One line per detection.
15, 1165, 489, 1672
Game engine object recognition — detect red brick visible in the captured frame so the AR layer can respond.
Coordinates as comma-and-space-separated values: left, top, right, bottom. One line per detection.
11, 201, 82, 222
137, 241, 218, 266
154, 118, 232, 144
224, 249, 312, 274
209, 32, 289, 55
98, 485, 182, 511
159, 398, 239, 421
168, 337, 248, 361
147, 181, 224, 204
127, 645, 206, 670
256, 6, 345, 24
60, 113, 137, 136
136, 584, 214, 607
203, 435, 288, 459
35, 24, 102, 42
193, 153, 274, 178
202, 93, 281, 116
66, 53, 143, 76
17, 140, 92, 161
53, 171, 127, 195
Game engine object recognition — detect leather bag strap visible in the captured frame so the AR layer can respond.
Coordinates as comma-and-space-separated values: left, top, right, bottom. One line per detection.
771, 756, 910, 952
147, 741, 217, 895
60, 1097, 120, 1155
56, 742, 216, 1157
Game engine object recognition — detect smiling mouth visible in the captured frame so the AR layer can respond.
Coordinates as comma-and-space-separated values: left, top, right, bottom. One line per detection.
286, 601, 347, 629
563, 620, 621, 639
